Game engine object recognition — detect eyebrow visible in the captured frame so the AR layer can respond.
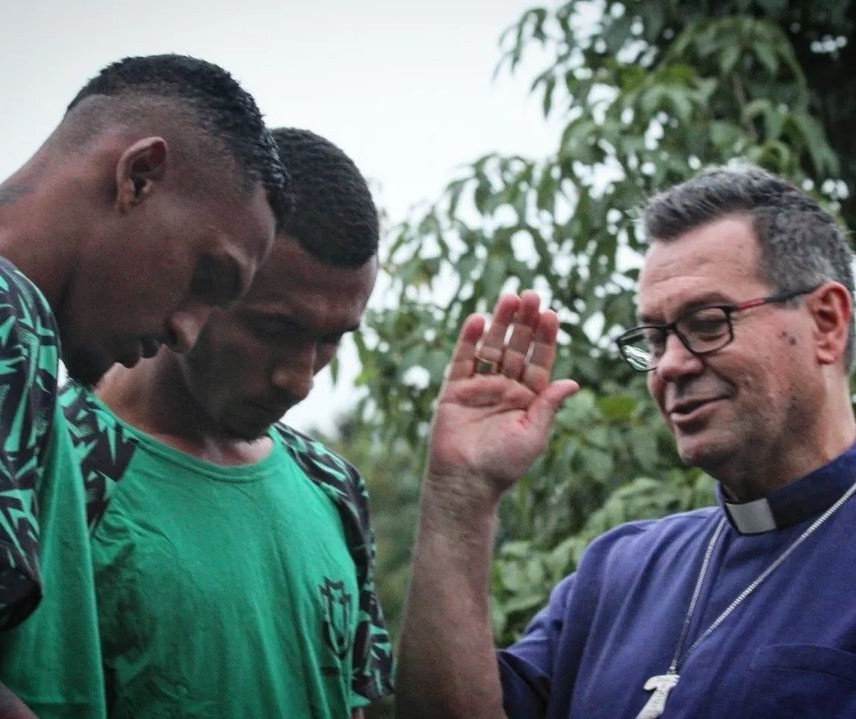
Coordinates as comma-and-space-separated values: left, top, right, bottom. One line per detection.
638, 294, 734, 324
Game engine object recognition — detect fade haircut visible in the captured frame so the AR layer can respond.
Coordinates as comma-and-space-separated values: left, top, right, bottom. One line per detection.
66, 54, 290, 221
271, 127, 378, 267
643, 164, 856, 370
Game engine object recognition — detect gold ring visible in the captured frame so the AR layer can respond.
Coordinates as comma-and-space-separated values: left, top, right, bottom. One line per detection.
474, 356, 499, 375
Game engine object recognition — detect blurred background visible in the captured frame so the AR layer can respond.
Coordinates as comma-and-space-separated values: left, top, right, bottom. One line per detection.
3, 2, 855, 717
0, 0, 562, 434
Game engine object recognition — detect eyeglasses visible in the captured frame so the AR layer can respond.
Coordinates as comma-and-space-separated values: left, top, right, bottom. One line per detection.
616, 287, 817, 372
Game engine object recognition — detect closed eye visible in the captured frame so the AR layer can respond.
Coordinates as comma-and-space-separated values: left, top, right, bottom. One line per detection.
191, 256, 243, 308
250, 315, 300, 339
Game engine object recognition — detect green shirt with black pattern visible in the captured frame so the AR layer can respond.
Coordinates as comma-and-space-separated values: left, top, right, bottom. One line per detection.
0, 257, 106, 719
61, 384, 394, 717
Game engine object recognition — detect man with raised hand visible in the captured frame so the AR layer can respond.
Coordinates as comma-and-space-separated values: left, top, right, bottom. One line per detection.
0, 54, 286, 718
62, 128, 393, 718
396, 165, 856, 718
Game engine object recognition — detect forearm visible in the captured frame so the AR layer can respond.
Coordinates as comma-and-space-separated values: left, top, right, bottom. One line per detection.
395, 476, 507, 719
0, 683, 37, 719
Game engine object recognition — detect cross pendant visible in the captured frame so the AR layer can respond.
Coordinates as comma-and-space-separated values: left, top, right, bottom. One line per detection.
634, 673, 679, 719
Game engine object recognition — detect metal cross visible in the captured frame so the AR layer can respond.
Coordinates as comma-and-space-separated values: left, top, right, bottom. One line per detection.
635, 673, 680, 719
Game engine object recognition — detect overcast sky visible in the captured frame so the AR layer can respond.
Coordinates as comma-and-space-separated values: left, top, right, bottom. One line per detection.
0, 0, 562, 434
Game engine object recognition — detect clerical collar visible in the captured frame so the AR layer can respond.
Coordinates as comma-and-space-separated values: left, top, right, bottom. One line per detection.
720, 442, 856, 535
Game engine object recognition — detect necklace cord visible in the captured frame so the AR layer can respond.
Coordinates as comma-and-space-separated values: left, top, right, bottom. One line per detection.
670, 478, 856, 673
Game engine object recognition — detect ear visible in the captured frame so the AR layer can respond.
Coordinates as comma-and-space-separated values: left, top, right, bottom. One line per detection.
115, 137, 168, 213
809, 282, 853, 366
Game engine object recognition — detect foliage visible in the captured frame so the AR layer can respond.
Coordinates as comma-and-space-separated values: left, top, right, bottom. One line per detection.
352, 0, 855, 645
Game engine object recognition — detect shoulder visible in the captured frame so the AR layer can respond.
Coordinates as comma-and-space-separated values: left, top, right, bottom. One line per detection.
0, 257, 60, 458
272, 422, 368, 506
0, 257, 59, 378
60, 382, 107, 448
528, 509, 720, 627
562, 507, 721, 600
0, 259, 61, 628
0, 256, 57, 333
271, 423, 395, 704
60, 382, 139, 530
585, 507, 718, 559
271, 421, 374, 569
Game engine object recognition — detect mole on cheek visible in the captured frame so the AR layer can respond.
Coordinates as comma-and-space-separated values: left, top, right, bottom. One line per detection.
779, 330, 797, 346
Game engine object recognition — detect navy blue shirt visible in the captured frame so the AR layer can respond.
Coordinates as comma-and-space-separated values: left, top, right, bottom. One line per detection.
499, 445, 856, 718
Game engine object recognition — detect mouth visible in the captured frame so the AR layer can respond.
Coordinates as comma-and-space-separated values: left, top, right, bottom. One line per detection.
117, 349, 141, 369
667, 396, 725, 424
247, 401, 290, 422
116, 338, 163, 369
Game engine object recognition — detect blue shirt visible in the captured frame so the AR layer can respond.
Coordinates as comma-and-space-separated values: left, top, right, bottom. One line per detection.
499, 445, 856, 718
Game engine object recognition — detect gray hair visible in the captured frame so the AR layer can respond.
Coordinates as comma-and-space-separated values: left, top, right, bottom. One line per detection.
643, 165, 855, 370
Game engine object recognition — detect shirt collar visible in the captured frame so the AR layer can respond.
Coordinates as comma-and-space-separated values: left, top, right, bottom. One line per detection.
719, 442, 856, 535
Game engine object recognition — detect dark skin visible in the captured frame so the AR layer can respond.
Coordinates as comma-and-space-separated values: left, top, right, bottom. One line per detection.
0, 185, 32, 208
96, 238, 377, 717
0, 107, 274, 714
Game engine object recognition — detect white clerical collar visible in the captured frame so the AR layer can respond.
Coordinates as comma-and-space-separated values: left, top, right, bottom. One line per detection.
723, 497, 776, 534
718, 443, 856, 535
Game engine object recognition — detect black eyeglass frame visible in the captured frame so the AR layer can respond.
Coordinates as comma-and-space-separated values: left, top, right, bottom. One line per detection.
616, 286, 819, 372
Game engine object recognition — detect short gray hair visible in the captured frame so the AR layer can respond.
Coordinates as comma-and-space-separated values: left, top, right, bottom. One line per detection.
643, 165, 855, 370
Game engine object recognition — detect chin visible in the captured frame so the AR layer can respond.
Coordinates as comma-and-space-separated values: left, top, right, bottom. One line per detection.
63, 346, 111, 389
676, 436, 733, 475
213, 417, 270, 442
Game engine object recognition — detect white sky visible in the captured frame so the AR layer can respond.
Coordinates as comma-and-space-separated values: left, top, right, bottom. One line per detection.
0, 0, 562, 434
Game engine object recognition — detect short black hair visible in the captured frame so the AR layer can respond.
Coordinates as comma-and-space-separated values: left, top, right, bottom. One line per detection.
271, 127, 378, 267
67, 54, 290, 220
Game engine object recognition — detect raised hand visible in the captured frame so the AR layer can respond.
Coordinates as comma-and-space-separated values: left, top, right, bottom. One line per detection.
426, 290, 579, 503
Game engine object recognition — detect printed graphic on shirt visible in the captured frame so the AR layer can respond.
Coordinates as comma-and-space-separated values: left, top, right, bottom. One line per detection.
320, 577, 354, 662
59, 385, 394, 703
59, 385, 137, 529
275, 424, 395, 702
0, 259, 60, 629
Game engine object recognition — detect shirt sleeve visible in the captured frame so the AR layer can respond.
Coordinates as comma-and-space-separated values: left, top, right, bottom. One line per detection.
59, 382, 137, 531
274, 424, 395, 706
346, 478, 395, 708
313, 454, 394, 707
0, 261, 60, 630
498, 573, 578, 718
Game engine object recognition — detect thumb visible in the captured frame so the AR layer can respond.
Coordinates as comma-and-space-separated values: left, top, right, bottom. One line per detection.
528, 379, 579, 435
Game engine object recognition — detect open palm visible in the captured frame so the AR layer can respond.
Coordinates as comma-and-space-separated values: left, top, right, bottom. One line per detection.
426, 291, 579, 501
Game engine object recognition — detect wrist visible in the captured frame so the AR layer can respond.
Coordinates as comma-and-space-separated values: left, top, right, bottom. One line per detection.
422, 468, 504, 513
418, 471, 501, 548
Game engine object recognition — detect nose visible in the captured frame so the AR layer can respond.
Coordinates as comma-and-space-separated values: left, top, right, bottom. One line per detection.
166, 300, 213, 353
271, 346, 316, 404
653, 332, 704, 382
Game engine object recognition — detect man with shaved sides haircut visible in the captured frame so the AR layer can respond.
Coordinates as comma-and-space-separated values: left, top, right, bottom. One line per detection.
0, 54, 287, 718
62, 128, 393, 718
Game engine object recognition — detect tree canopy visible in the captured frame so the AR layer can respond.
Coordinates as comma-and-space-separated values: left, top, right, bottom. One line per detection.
353, 0, 855, 644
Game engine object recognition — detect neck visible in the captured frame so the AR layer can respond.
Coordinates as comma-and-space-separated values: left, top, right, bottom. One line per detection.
719, 396, 856, 503
0, 162, 83, 310
96, 353, 272, 466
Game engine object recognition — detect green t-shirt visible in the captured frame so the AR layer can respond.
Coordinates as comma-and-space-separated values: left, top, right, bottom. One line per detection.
0, 258, 106, 719
61, 385, 394, 718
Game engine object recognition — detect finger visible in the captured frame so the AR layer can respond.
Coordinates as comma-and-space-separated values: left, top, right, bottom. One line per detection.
527, 379, 580, 435
475, 294, 520, 365
521, 309, 560, 393
501, 293, 541, 380
447, 314, 486, 381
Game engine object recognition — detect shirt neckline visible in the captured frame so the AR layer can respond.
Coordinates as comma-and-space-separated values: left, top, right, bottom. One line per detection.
720, 442, 856, 534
